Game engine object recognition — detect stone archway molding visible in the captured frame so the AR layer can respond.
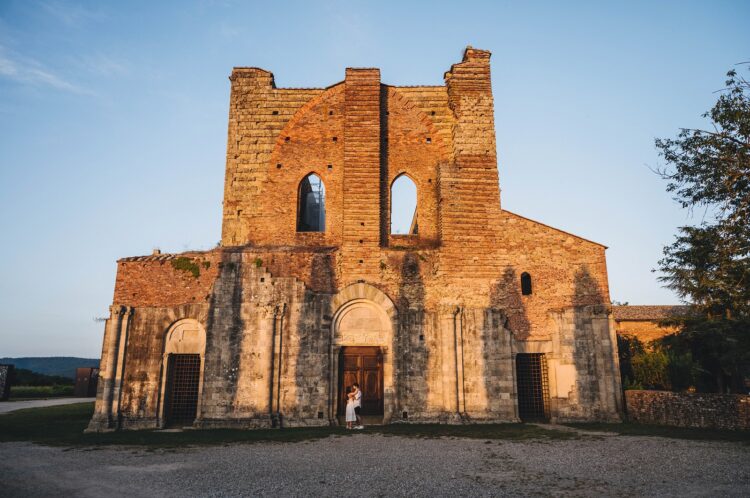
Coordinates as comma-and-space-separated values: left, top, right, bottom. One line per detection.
331, 282, 396, 319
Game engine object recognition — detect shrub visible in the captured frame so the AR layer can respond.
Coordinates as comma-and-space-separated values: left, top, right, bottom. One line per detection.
10, 385, 74, 399
171, 257, 201, 278
631, 349, 671, 390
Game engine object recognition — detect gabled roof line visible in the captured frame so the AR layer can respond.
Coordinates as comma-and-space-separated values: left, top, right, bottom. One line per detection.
502, 210, 608, 249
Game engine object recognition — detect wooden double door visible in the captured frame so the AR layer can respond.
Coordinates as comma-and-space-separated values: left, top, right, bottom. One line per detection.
338, 347, 384, 416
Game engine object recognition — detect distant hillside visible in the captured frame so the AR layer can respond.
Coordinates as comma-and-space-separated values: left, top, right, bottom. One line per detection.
0, 357, 100, 379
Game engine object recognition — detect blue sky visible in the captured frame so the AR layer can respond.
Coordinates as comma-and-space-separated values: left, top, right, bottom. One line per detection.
1, 0, 748, 357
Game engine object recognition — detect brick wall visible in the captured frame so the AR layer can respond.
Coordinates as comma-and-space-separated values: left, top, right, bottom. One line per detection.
113, 252, 220, 307
625, 390, 750, 430
221, 68, 324, 246
212, 47, 611, 325
113, 248, 338, 307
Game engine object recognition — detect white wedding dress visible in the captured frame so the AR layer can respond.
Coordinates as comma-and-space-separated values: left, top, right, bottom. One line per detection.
345, 398, 356, 423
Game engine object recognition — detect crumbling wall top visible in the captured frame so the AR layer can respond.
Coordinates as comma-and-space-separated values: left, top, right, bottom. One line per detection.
229, 67, 276, 87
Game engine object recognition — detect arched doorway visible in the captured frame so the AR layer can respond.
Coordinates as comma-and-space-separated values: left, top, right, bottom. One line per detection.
159, 319, 206, 427
330, 283, 397, 424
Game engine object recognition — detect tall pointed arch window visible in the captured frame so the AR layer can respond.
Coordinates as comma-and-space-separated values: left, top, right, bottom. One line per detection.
297, 173, 326, 232
390, 175, 418, 235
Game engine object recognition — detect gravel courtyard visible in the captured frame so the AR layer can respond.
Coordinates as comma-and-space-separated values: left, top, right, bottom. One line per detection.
1, 433, 748, 497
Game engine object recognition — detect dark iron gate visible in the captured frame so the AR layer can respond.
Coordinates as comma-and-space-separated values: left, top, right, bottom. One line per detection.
515, 353, 550, 422
165, 354, 201, 427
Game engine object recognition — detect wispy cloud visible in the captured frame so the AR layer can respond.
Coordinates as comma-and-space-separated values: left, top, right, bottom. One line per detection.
218, 24, 243, 39
0, 46, 93, 95
73, 53, 130, 77
39, 0, 106, 27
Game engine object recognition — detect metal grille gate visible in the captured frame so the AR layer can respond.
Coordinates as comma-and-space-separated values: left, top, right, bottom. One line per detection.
165, 354, 201, 427
515, 353, 550, 422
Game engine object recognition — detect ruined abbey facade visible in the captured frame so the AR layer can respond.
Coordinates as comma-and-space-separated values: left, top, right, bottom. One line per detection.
88, 48, 623, 431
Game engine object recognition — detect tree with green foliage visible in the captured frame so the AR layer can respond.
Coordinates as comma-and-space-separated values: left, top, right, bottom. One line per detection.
618, 334, 702, 392
11, 368, 73, 387
655, 64, 750, 393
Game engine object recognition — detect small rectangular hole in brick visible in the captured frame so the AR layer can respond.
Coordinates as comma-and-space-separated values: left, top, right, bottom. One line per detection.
272, 110, 278, 115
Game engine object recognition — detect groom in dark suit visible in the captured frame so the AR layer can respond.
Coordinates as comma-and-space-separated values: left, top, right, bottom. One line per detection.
353, 383, 364, 429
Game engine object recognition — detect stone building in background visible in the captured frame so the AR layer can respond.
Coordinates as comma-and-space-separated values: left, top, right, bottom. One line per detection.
88, 47, 623, 431
613, 305, 690, 344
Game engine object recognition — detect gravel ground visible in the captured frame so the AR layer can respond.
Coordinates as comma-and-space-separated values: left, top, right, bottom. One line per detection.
1, 434, 748, 497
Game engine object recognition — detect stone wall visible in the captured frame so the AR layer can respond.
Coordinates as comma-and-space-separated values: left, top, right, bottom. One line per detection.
90, 248, 621, 430
625, 390, 750, 430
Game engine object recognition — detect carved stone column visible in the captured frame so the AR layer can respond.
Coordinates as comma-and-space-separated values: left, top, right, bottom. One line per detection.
110, 306, 133, 427
86, 305, 128, 432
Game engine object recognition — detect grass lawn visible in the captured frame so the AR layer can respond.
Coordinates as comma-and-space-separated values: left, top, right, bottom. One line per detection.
2, 403, 747, 448
0, 402, 575, 448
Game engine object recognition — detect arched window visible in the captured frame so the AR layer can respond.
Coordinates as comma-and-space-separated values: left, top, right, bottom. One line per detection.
390, 175, 418, 235
297, 174, 326, 232
521, 272, 532, 296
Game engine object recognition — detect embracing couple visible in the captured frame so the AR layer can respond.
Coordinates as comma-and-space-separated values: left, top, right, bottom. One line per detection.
345, 383, 365, 430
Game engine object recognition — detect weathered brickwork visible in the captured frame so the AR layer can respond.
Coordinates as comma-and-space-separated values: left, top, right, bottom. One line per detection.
626, 390, 750, 430
89, 47, 623, 432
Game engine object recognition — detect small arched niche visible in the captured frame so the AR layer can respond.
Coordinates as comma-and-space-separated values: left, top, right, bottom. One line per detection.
297, 173, 326, 232
390, 175, 417, 235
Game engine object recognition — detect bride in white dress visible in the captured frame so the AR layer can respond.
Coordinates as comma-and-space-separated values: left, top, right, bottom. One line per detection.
345, 387, 356, 429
